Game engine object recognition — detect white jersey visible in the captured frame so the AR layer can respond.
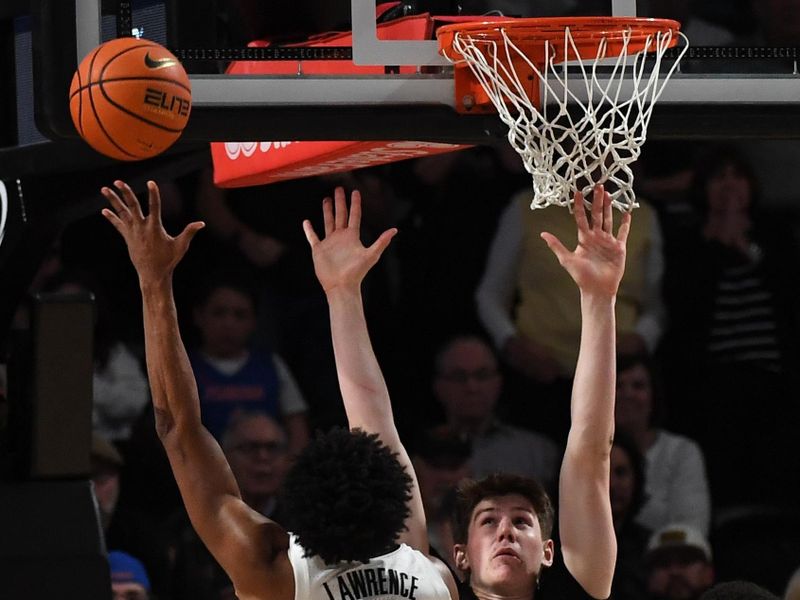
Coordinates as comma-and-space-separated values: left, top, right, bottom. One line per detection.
287, 535, 451, 600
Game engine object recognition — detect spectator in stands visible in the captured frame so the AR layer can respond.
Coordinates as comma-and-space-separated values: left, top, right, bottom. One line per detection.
646, 524, 715, 600
615, 352, 711, 535
91, 433, 172, 599
410, 425, 472, 568
109, 550, 151, 600
663, 145, 800, 508
192, 169, 344, 432
475, 187, 665, 443
432, 333, 560, 494
610, 432, 652, 600
170, 410, 290, 600
189, 269, 309, 454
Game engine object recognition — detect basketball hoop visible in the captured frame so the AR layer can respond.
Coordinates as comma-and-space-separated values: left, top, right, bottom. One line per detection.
437, 17, 688, 210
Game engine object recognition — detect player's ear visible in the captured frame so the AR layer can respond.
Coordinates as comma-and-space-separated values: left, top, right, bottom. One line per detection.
541, 538, 554, 568
453, 544, 470, 572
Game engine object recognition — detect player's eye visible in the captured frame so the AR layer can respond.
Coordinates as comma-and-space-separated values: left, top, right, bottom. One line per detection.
513, 517, 531, 527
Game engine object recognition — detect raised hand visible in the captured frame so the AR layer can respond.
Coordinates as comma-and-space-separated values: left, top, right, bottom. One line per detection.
101, 180, 204, 285
302, 187, 396, 293
540, 185, 631, 298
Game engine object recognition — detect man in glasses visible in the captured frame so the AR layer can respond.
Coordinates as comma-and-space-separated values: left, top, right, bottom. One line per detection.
432, 334, 560, 492
171, 410, 290, 599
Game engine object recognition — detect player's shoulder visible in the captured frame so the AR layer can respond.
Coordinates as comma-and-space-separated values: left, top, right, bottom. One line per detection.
424, 553, 460, 600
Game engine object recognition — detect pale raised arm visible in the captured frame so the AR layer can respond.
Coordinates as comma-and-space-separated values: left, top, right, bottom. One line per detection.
539, 186, 629, 599
303, 187, 428, 554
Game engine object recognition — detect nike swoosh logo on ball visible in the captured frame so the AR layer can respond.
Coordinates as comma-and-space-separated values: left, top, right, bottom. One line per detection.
144, 52, 177, 69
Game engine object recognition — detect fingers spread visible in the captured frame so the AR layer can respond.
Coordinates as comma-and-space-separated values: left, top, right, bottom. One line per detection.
348, 190, 362, 230
101, 208, 125, 234
540, 231, 568, 265
114, 180, 144, 220
303, 219, 320, 247
591, 185, 603, 231
178, 221, 205, 245
572, 191, 589, 233
368, 227, 397, 260
334, 187, 347, 230
147, 180, 163, 226
617, 210, 632, 244
102, 186, 131, 219
322, 197, 334, 236
602, 190, 612, 234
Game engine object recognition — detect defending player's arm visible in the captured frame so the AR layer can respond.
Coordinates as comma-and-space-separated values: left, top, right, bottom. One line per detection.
101, 181, 293, 600
540, 185, 628, 599
302, 189, 428, 555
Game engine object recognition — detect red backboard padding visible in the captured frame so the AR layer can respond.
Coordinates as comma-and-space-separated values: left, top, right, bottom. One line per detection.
210, 8, 470, 187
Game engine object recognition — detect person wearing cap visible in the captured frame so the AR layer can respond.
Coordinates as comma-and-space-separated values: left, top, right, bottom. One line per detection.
91, 432, 126, 531
108, 550, 151, 600
646, 524, 715, 600
91, 433, 171, 598
432, 333, 560, 494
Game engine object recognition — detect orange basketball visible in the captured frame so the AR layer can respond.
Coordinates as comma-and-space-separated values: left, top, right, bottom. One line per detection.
69, 38, 192, 161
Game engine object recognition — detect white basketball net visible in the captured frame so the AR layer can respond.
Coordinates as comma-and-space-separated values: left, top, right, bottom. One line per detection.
448, 25, 688, 211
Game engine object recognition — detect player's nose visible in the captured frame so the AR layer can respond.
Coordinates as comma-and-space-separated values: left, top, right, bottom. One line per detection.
496, 516, 516, 541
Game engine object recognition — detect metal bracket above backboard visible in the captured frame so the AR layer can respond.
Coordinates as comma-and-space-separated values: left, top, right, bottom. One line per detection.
350, 0, 637, 67
611, 0, 637, 17
351, 0, 450, 66
75, 0, 102, 64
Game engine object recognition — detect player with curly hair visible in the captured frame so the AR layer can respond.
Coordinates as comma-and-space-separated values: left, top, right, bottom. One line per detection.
101, 181, 457, 600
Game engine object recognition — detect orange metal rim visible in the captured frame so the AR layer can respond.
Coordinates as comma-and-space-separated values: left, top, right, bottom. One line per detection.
437, 16, 682, 49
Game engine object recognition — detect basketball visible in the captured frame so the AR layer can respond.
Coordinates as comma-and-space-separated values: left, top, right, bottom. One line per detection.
69, 37, 191, 161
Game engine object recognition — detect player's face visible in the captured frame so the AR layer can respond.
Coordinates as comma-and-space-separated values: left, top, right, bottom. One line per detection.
194, 287, 256, 358
609, 445, 636, 523
648, 553, 713, 600
434, 340, 502, 424
615, 363, 652, 434
457, 494, 553, 597
226, 415, 289, 500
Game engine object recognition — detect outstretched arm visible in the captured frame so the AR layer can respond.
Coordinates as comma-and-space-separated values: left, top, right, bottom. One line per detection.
101, 181, 292, 600
303, 188, 427, 552
540, 186, 629, 599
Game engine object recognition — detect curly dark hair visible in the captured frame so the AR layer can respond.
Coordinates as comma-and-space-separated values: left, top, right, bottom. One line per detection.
279, 427, 412, 564
452, 473, 554, 545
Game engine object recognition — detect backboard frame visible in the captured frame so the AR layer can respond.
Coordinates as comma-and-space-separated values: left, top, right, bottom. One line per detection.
21, 0, 800, 155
